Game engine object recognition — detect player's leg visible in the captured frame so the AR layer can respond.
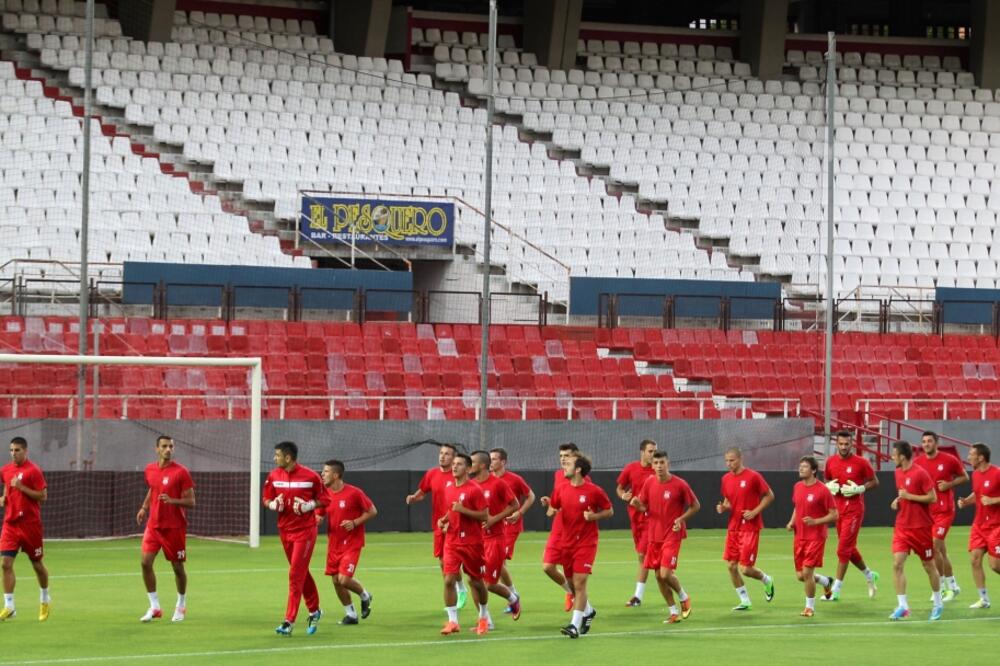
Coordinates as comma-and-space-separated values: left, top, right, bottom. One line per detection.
627, 522, 649, 606
656, 566, 682, 623
920, 550, 943, 620
139, 527, 163, 621
334, 566, 370, 625
736, 531, 774, 602
0, 554, 14, 619
801, 564, 816, 616
933, 530, 959, 600
969, 547, 990, 608
169, 560, 187, 621
542, 537, 574, 609
661, 544, 691, 619
560, 572, 592, 638
889, 550, 911, 619
29, 553, 49, 622
468, 573, 491, 634
440, 547, 462, 634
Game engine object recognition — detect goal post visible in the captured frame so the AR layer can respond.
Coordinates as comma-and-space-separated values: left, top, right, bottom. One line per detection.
0, 353, 264, 548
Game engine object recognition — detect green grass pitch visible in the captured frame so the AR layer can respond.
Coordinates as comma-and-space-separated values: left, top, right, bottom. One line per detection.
1, 527, 994, 665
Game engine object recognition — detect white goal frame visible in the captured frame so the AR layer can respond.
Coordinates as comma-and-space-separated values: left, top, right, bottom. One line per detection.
0, 353, 263, 547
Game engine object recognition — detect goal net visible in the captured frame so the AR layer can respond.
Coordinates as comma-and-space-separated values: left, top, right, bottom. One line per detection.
0, 353, 262, 546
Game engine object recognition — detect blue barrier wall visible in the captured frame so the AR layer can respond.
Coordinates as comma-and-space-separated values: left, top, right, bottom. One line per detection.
122, 262, 413, 310
569, 277, 781, 318
935, 287, 998, 325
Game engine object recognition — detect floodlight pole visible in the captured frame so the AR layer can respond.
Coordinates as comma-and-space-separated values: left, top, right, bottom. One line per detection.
76, 0, 95, 469
477, 0, 498, 451
823, 32, 836, 456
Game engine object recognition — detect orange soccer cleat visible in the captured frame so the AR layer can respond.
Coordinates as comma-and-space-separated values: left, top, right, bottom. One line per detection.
680, 597, 692, 620
663, 613, 682, 624
564, 593, 574, 612
475, 618, 490, 635
440, 621, 461, 635
800, 607, 814, 618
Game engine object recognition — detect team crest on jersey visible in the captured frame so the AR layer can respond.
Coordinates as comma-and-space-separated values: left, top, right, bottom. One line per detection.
986, 481, 992, 487
579, 495, 587, 503
485, 490, 491, 498
162, 477, 169, 485
807, 494, 814, 502
740, 480, 746, 488
664, 491, 671, 499
446, 481, 453, 487
847, 467, 853, 473
339, 500, 346, 508
905, 479, 911, 486
938, 464, 945, 472
459, 493, 466, 501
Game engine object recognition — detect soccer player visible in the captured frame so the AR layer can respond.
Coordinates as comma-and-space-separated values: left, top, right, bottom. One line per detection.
889, 440, 943, 621
0, 437, 49, 622
263, 441, 325, 636
551, 452, 613, 638
317, 459, 376, 625
913, 430, 968, 601
717, 446, 775, 610
822, 430, 880, 600
470, 450, 521, 621
629, 450, 700, 624
405, 443, 468, 608
438, 453, 491, 636
786, 456, 837, 617
489, 447, 535, 603
956, 443, 1000, 609
540, 442, 582, 611
136, 435, 195, 623
616, 439, 657, 606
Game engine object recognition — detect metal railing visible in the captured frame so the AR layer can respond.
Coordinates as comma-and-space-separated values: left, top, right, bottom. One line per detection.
858, 398, 1000, 422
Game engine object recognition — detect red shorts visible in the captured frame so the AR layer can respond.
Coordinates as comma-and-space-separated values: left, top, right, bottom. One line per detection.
645, 537, 683, 571
433, 529, 445, 559
931, 510, 955, 540
970, 524, 990, 552
0, 521, 43, 561
723, 530, 760, 567
562, 544, 597, 578
141, 527, 186, 562
325, 547, 361, 577
542, 530, 564, 565
892, 527, 934, 561
483, 538, 506, 584
835, 508, 864, 562
793, 539, 826, 570
442, 542, 485, 580
504, 528, 522, 560
630, 519, 649, 555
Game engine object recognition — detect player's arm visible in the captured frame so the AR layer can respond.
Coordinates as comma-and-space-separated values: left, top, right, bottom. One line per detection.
12, 478, 46, 503
957, 491, 977, 509
453, 500, 488, 521
743, 487, 774, 520
715, 496, 731, 514
785, 508, 797, 531
540, 494, 559, 517
583, 505, 613, 522
161, 487, 195, 508
487, 498, 519, 529
676, 496, 701, 530
616, 483, 632, 502
628, 496, 648, 513
863, 472, 879, 491
405, 488, 427, 505
263, 483, 285, 511
942, 465, 970, 492
803, 506, 838, 527
899, 485, 936, 504
343, 503, 377, 531
136, 488, 153, 525
507, 488, 535, 522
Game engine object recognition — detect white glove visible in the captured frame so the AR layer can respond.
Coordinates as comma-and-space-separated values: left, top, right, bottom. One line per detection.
292, 497, 316, 515
825, 480, 841, 495
842, 481, 865, 497
268, 493, 285, 512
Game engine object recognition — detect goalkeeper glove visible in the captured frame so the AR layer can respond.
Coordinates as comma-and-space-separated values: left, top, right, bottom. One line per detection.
292, 497, 316, 515
825, 480, 841, 495
842, 481, 865, 497
268, 493, 285, 512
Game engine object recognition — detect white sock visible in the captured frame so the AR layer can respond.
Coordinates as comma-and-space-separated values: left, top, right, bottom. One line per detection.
571, 609, 584, 629
736, 586, 751, 603
806, 596, 816, 610
832, 579, 843, 592
979, 587, 990, 602
949, 576, 960, 590
361, 590, 371, 601
509, 585, 518, 596
148, 592, 160, 610
932, 590, 943, 606
455, 581, 467, 594
478, 603, 490, 620
814, 574, 831, 587
761, 574, 772, 587
3, 593, 13, 610
507, 592, 519, 605
584, 601, 594, 614
40, 588, 50, 603
176, 593, 185, 608
677, 587, 689, 602
344, 603, 357, 618
862, 568, 874, 582
561, 581, 573, 593
669, 604, 679, 616
634, 581, 646, 600
897, 594, 908, 609
445, 605, 458, 623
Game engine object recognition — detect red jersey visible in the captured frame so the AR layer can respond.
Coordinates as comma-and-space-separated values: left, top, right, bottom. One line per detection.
971, 464, 1000, 528
894, 464, 934, 530
792, 480, 835, 540
617, 461, 656, 524
548, 469, 571, 536
496, 470, 532, 534
637, 474, 698, 542
418, 467, 454, 528
319, 483, 374, 551
1, 460, 46, 526
442, 479, 487, 546
913, 451, 965, 514
550, 479, 612, 549
144, 461, 194, 530
263, 463, 324, 537
720, 467, 771, 532
474, 474, 515, 540
824, 453, 874, 512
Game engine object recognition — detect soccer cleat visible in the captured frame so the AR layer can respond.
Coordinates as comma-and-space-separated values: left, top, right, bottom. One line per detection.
139, 608, 162, 623
440, 621, 461, 635
456, 587, 468, 610
503, 605, 513, 614
39, 602, 50, 622
625, 596, 642, 607
821, 579, 833, 600
338, 615, 358, 625
171, 607, 185, 623
663, 613, 681, 624
763, 578, 775, 602
0, 608, 14, 621
306, 609, 322, 634
868, 571, 879, 599
888, 607, 910, 621
475, 618, 489, 635
275, 620, 294, 636
969, 598, 991, 609
929, 605, 944, 621
560, 623, 579, 639
821, 590, 841, 602
800, 607, 814, 618
360, 594, 372, 620
680, 597, 692, 620
509, 597, 521, 621
564, 593, 574, 612
941, 589, 957, 603
732, 602, 752, 611
581, 607, 597, 635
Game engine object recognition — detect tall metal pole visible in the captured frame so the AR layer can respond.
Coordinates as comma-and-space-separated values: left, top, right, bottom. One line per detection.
76, 0, 95, 469
477, 0, 498, 452
823, 32, 836, 456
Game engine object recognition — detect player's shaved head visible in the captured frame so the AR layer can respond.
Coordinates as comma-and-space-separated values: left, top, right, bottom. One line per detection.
274, 441, 298, 460
471, 450, 490, 467
836, 430, 852, 440
725, 447, 743, 458
156, 435, 173, 447
10, 437, 26, 448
